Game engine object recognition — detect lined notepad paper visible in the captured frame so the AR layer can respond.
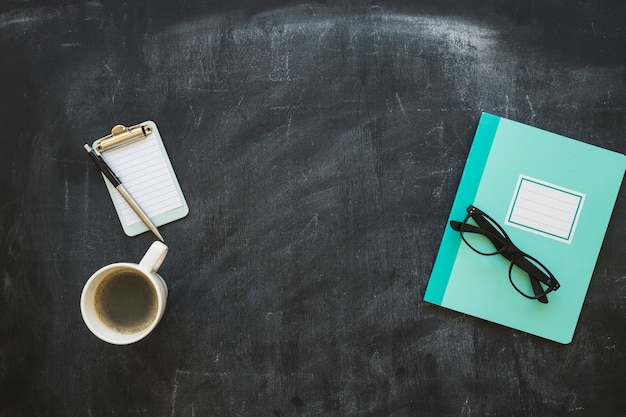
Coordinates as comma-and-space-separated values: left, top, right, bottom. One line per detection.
102, 136, 182, 225
95, 121, 188, 236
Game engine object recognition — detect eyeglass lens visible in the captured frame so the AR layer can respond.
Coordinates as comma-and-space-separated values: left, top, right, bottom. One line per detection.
509, 254, 554, 299
459, 211, 507, 256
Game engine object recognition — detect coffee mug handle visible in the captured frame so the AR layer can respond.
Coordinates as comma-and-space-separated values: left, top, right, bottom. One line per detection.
139, 241, 169, 273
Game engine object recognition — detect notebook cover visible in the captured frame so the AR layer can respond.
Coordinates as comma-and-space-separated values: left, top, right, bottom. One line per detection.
424, 113, 626, 344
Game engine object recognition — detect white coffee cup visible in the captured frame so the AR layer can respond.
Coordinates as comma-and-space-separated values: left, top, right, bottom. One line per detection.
80, 241, 169, 345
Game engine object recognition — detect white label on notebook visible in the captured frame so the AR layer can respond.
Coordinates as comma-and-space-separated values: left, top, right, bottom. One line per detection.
505, 175, 585, 243
101, 133, 183, 226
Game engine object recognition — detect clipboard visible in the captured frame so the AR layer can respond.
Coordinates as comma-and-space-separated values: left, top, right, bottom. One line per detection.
92, 121, 189, 237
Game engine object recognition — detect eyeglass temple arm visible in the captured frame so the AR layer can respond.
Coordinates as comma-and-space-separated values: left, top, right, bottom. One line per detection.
530, 277, 549, 304
468, 209, 510, 242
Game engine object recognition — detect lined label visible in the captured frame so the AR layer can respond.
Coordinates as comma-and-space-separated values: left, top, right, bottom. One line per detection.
505, 175, 585, 243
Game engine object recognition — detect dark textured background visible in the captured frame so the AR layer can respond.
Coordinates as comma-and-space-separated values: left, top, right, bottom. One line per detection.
1, 1, 625, 416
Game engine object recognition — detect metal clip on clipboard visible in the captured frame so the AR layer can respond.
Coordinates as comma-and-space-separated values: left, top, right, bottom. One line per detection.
94, 124, 153, 153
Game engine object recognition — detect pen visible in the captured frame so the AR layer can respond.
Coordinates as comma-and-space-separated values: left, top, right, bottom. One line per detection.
84, 144, 165, 242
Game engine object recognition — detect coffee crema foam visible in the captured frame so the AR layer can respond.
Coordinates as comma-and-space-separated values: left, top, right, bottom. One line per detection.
94, 269, 158, 334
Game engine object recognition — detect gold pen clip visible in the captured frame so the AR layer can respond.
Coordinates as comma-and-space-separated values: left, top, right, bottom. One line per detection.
94, 124, 153, 153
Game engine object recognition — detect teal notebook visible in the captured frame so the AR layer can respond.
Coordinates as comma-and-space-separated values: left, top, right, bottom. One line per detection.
424, 113, 626, 344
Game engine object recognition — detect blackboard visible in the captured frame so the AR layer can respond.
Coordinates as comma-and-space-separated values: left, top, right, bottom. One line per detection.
1, 0, 625, 415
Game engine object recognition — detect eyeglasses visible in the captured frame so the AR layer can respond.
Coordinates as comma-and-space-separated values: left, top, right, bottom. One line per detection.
450, 205, 560, 303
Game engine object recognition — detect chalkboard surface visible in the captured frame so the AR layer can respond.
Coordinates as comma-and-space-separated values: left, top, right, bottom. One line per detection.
1, 1, 625, 416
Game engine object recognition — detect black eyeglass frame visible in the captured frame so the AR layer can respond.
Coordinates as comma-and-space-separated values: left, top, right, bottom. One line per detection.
450, 205, 560, 303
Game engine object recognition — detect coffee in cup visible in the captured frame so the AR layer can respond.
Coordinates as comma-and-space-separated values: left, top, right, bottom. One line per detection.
93, 268, 159, 334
